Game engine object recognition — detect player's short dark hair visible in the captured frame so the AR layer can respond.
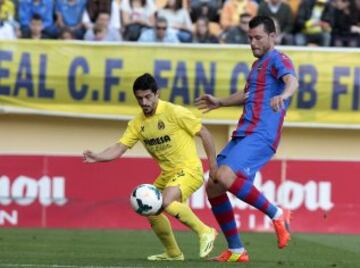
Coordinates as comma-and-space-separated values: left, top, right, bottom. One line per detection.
239, 12, 251, 20
95, 12, 110, 22
32, 13, 42, 22
59, 26, 74, 38
133, 73, 158, 94
156, 16, 168, 26
249, 16, 276, 34
197, 16, 209, 25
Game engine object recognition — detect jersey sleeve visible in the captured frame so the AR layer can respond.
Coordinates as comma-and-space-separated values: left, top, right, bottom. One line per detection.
117, 119, 139, 148
173, 105, 202, 136
271, 53, 296, 80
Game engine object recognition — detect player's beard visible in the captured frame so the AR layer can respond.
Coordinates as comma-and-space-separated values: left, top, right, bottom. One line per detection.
142, 106, 153, 116
251, 47, 262, 58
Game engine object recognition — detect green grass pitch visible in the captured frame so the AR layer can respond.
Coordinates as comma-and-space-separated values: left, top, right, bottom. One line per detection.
0, 228, 359, 268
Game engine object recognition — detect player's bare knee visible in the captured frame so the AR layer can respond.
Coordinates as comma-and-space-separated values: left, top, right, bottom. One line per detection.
162, 195, 180, 208
162, 189, 175, 207
206, 181, 217, 197
162, 186, 181, 208
213, 166, 236, 188
213, 170, 227, 185
206, 179, 226, 198
162, 197, 173, 208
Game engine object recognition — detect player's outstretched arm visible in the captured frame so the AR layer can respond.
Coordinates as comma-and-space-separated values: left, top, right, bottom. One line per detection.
222, 91, 248, 106
83, 142, 128, 163
195, 91, 248, 113
271, 74, 298, 112
195, 94, 221, 113
196, 126, 217, 179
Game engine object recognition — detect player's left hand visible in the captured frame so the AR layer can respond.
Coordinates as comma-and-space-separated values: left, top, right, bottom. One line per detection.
209, 166, 217, 182
195, 94, 221, 113
83, 150, 98, 163
271, 95, 285, 112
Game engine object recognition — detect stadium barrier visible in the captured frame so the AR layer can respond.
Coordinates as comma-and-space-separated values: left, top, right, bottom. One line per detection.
0, 155, 359, 234
1, 41, 360, 128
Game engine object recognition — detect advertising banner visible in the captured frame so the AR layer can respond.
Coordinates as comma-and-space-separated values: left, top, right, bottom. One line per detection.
1, 41, 360, 126
0, 155, 359, 234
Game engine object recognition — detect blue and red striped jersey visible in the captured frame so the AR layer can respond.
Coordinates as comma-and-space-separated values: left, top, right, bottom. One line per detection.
232, 49, 296, 151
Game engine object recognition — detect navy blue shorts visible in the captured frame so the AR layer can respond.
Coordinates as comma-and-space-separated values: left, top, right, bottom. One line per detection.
217, 134, 275, 182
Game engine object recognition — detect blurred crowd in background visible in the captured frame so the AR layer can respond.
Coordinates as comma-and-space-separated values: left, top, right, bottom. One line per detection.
0, 0, 359, 46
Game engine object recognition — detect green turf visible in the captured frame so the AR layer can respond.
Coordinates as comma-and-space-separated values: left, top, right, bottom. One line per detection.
0, 228, 359, 268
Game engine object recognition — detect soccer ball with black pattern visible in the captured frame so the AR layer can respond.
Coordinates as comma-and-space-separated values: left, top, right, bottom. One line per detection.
130, 184, 163, 216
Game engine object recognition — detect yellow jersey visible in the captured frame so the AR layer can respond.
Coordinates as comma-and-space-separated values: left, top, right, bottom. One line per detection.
118, 100, 203, 174
0, 0, 14, 21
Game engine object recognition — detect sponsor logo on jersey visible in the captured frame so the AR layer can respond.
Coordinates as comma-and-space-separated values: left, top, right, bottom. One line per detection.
144, 135, 171, 145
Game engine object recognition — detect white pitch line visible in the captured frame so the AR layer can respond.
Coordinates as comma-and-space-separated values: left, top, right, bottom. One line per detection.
0, 264, 144, 268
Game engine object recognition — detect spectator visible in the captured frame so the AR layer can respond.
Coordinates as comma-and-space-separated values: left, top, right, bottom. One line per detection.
59, 26, 75, 40
288, 0, 302, 17
190, 0, 222, 22
272, 17, 283, 44
157, 0, 193, 42
84, 12, 122, 41
83, 0, 112, 24
220, 0, 258, 30
193, 16, 219, 43
109, 0, 122, 32
18, 0, 58, 38
331, 0, 359, 46
56, 0, 87, 39
0, 17, 16, 39
138, 16, 179, 42
221, 12, 251, 44
92, 24, 107, 41
0, 0, 15, 21
121, 0, 156, 41
82, 0, 123, 33
352, 0, 360, 42
257, 0, 294, 44
22, 13, 46, 39
294, 0, 333, 46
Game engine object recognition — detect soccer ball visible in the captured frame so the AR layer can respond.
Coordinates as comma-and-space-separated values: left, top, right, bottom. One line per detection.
130, 184, 163, 216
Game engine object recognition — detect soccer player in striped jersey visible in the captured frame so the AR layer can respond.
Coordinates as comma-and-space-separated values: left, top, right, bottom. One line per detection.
195, 15, 299, 263
83, 73, 217, 261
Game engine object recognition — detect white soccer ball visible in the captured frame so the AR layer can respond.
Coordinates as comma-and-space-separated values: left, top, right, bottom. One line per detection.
130, 184, 163, 216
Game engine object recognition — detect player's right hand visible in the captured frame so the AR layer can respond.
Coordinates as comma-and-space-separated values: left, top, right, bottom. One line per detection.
83, 150, 98, 163
195, 94, 221, 113
270, 95, 285, 112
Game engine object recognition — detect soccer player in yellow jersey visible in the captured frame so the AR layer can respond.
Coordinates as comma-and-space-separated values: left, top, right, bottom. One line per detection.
83, 73, 218, 261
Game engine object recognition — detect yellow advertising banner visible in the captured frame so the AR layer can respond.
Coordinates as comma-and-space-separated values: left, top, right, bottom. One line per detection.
0, 40, 360, 126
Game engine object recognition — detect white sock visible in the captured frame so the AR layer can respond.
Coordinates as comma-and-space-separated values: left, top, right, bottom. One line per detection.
229, 247, 245, 254
272, 207, 283, 220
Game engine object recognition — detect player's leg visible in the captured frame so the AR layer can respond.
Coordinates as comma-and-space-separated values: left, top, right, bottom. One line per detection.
207, 179, 250, 262
218, 166, 280, 220
164, 169, 217, 258
215, 134, 291, 249
147, 214, 184, 260
206, 139, 249, 262
146, 178, 183, 261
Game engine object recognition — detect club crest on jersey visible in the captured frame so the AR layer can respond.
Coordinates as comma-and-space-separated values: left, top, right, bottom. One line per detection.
158, 120, 165, 130
141, 125, 145, 132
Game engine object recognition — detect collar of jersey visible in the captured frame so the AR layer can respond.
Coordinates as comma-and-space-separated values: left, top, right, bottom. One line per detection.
155, 99, 165, 115
142, 99, 165, 118
259, 48, 275, 61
